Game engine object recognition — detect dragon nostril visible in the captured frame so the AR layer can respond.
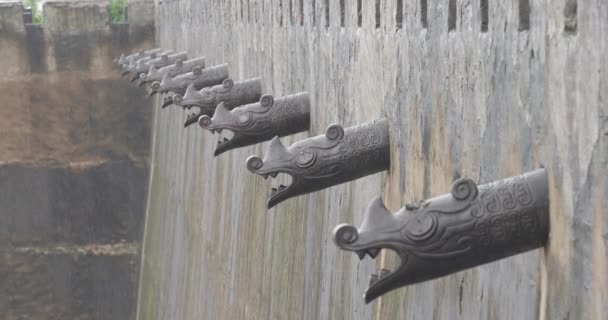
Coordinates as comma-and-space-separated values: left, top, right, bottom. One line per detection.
246, 156, 264, 171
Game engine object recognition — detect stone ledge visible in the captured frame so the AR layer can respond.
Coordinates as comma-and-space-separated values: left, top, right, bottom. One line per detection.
43, 0, 111, 34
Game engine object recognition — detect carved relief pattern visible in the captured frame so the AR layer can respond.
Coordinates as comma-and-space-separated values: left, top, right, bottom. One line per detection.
332, 169, 547, 301
271, 99, 308, 133
337, 122, 388, 172
398, 175, 539, 260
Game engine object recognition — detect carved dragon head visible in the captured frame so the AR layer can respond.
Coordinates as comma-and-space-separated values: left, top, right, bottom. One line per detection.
332, 168, 549, 303
178, 78, 263, 127
149, 64, 229, 97
174, 83, 205, 109
149, 67, 202, 96
199, 92, 309, 156
123, 49, 172, 76
142, 56, 206, 84
139, 65, 161, 83
116, 48, 163, 66
246, 118, 389, 208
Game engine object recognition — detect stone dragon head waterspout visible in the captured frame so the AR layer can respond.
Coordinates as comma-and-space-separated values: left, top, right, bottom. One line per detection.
121, 49, 172, 76
139, 56, 205, 85
199, 92, 310, 157
149, 63, 229, 100
174, 77, 262, 127
130, 51, 187, 81
115, 47, 162, 66
332, 168, 549, 303
246, 118, 390, 208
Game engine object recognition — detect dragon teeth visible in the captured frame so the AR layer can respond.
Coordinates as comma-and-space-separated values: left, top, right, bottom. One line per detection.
380, 269, 391, 278
368, 274, 379, 287
367, 248, 380, 259
356, 251, 366, 260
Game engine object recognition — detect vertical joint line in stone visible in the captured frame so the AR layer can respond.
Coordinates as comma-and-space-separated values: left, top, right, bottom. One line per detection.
518, 0, 530, 31
252, 0, 257, 23
324, 0, 330, 28
248, 0, 252, 24
420, 0, 428, 28
299, 0, 304, 26
396, 0, 403, 30
480, 0, 489, 32
289, 0, 293, 26
448, 0, 457, 31
279, 0, 283, 26
340, 0, 345, 27
260, 0, 263, 25
564, 0, 577, 34
357, 0, 362, 27
240, 0, 245, 24
375, 0, 381, 29
312, 0, 316, 26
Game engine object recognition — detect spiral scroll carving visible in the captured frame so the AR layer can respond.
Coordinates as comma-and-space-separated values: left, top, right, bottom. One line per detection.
451, 178, 479, 201
260, 95, 274, 108
333, 224, 358, 246
326, 124, 344, 141
222, 78, 234, 89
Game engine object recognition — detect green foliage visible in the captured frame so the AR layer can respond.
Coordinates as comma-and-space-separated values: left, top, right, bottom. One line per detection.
109, 0, 128, 23
21, 0, 127, 24
22, 0, 43, 24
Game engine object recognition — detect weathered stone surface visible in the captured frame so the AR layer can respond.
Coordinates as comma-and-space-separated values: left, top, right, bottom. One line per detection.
0, 161, 148, 245
0, 1, 154, 319
127, 0, 155, 28
138, 0, 607, 320
43, 0, 110, 34
0, 3, 27, 77
1, 249, 139, 320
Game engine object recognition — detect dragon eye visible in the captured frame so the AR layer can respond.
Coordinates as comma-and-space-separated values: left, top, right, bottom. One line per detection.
237, 112, 252, 126
402, 214, 437, 242
296, 149, 316, 168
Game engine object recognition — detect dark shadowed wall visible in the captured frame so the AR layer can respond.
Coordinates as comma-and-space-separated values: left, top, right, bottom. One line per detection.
0, 1, 154, 319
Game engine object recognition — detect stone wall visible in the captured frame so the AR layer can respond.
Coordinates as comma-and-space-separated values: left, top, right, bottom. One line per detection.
138, 0, 607, 319
0, 1, 154, 319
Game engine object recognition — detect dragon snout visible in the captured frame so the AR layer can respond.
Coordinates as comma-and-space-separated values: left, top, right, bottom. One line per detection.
161, 96, 174, 108
332, 224, 359, 247
246, 156, 264, 171
150, 82, 161, 95
173, 94, 183, 104
198, 115, 212, 128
